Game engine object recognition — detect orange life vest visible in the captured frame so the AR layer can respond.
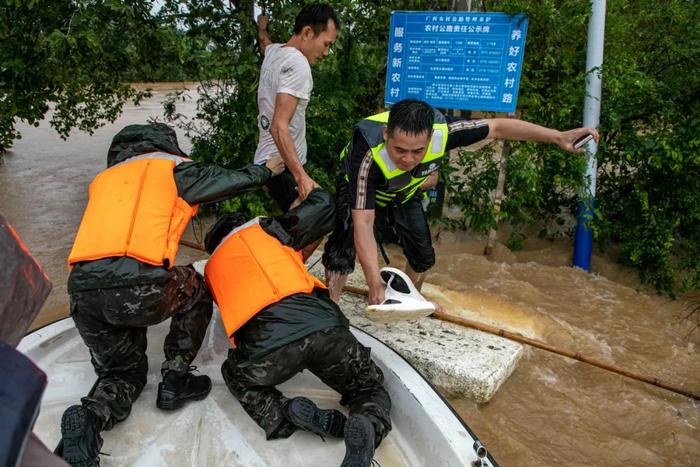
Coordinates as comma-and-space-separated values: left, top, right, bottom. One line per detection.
68, 153, 198, 268
204, 221, 325, 340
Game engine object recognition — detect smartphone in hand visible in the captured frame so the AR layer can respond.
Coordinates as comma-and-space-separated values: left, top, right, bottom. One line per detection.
573, 134, 594, 149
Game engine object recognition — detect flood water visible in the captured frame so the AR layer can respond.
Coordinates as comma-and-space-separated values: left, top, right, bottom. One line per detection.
1, 85, 697, 466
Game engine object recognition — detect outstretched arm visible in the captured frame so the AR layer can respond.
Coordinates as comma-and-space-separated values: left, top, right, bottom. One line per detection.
272, 188, 336, 251
352, 209, 385, 305
257, 14, 272, 55
486, 118, 599, 153
174, 157, 284, 205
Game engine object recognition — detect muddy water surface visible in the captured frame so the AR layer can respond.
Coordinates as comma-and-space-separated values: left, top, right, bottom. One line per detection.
1, 87, 697, 466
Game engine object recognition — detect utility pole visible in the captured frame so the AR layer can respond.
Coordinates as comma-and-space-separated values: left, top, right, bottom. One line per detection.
573, 0, 606, 271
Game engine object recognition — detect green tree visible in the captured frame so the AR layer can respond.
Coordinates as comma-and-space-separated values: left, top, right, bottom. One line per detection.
454, 0, 700, 295
160, 0, 699, 295
0, 0, 165, 152
163, 0, 431, 216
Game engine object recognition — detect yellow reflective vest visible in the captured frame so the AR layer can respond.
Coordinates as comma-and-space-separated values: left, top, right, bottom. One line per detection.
340, 110, 448, 207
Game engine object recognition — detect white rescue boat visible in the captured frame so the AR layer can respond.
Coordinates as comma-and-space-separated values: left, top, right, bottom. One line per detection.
20, 316, 497, 467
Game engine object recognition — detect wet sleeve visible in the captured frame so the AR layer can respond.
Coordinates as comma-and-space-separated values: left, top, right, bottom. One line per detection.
445, 116, 491, 151
174, 162, 272, 205
346, 136, 381, 210
265, 188, 336, 251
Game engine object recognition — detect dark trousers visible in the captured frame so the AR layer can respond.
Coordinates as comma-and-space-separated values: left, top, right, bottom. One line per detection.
266, 168, 299, 213
322, 179, 436, 275
221, 326, 392, 446
69, 265, 212, 430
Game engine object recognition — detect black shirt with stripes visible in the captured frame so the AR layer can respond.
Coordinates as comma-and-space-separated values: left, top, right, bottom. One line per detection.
343, 116, 490, 209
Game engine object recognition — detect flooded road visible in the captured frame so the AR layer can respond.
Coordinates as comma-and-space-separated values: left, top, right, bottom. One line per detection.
1, 86, 697, 466
424, 231, 700, 466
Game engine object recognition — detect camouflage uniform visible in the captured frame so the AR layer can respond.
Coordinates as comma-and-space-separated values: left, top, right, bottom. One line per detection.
66, 123, 273, 432
221, 326, 392, 446
69, 265, 211, 430
208, 189, 392, 446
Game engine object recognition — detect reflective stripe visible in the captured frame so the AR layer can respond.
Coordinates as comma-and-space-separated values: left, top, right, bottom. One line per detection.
115, 152, 191, 167
343, 109, 449, 206
355, 150, 374, 209
447, 119, 488, 134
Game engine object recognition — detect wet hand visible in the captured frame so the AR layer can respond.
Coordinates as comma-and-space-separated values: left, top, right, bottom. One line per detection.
257, 14, 269, 32
295, 174, 320, 201
558, 127, 600, 153
265, 156, 285, 176
368, 283, 386, 305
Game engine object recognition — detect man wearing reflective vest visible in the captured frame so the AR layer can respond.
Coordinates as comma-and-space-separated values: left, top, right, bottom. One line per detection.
59, 123, 284, 467
203, 188, 391, 467
322, 98, 599, 306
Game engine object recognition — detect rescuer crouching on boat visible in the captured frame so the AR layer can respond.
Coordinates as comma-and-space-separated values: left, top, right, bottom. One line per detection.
322, 98, 599, 307
58, 123, 284, 467
203, 188, 391, 467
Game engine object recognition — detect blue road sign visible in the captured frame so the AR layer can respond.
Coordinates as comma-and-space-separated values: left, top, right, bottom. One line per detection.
384, 11, 528, 113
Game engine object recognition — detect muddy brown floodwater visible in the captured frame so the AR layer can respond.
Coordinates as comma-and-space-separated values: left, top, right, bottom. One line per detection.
1, 85, 697, 466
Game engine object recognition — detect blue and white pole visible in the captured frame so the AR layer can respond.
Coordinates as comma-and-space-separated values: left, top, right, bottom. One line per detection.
573, 0, 606, 271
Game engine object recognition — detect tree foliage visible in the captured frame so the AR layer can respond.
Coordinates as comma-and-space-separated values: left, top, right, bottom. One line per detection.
162, 0, 700, 295
445, 0, 699, 295
163, 0, 432, 217
4, 0, 698, 295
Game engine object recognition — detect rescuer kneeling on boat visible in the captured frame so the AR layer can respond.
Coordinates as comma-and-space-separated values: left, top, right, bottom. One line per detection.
59, 123, 284, 467
204, 188, 391, 467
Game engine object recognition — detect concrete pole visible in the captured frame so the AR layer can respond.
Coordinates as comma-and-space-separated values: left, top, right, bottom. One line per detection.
573, 0, 606, 271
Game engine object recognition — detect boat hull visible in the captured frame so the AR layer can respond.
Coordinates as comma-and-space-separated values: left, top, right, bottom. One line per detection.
20, 317, 496, 466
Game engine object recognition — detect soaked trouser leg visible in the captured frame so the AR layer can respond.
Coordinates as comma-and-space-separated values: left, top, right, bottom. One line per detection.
385, 193, 435, 274
322, 178, 357, 276
306, 327, 392, 447
221, 325, 391, 445
70, 292, 148, 431
69, 265, 212, 429
266, 169, 299, 213
221, 347, 303, 440
158, 266, 213, 374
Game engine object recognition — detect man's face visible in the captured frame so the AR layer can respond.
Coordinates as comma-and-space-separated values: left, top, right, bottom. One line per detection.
301, 20, 337, 65
383, 127, 432, 172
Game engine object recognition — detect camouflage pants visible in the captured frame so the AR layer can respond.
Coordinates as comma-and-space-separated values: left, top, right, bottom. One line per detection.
69, 265, 212, 430
221, 326, 392, 446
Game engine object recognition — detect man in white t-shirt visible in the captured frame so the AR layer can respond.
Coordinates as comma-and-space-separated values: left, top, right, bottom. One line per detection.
255, 3, 338, 212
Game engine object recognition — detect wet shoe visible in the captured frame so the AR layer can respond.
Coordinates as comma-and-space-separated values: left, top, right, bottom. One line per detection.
156, 369, 212, 410
340, 414, 375, 467
60, 405, 103, 467
285, 396, 346, 439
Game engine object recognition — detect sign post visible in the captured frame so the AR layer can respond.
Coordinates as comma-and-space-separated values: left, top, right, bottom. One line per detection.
573, 0, 606, 271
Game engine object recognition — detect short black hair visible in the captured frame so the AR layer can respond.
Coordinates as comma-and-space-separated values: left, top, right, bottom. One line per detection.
386, 99, 435, 137
204, 213, 248, 254
293, 3, 339, 36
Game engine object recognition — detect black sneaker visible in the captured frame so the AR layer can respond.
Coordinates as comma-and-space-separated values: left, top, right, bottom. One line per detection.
60, 405, 103, 467
285, 396, 346, 439
340, 414, 375, 467
156, 369, 212, 410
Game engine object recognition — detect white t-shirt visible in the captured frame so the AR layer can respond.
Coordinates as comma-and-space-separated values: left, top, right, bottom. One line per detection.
253, 43, 313, 165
